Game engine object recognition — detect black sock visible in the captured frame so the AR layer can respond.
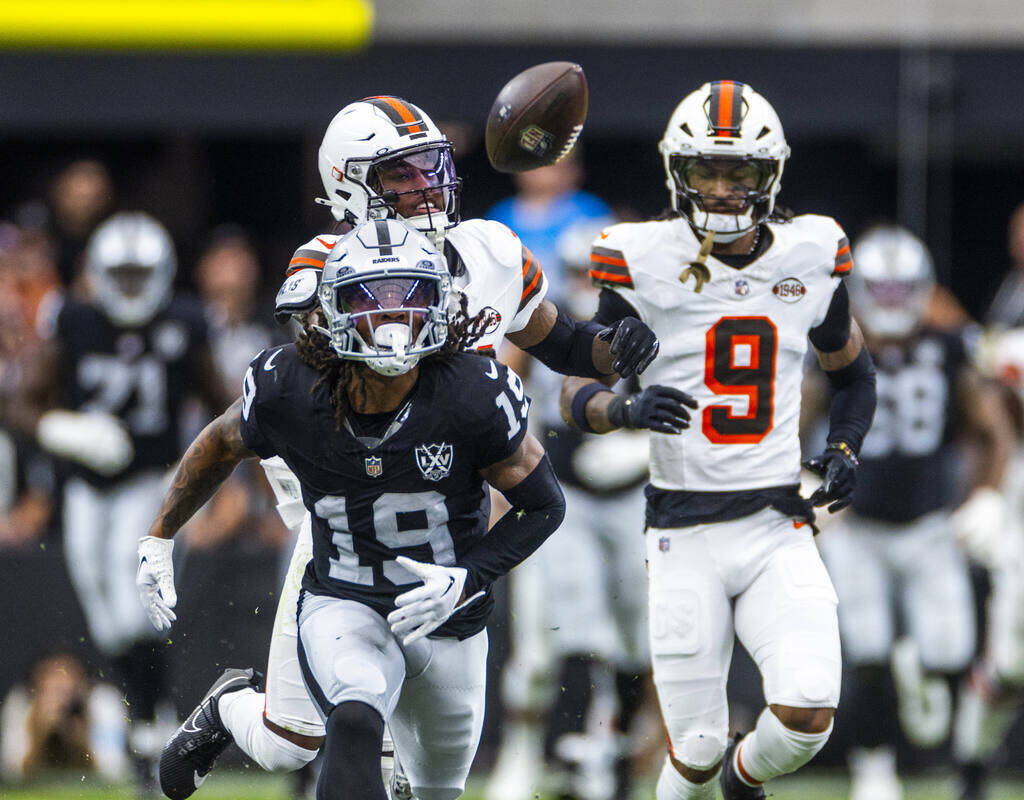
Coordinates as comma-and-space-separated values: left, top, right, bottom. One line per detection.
615, 669, 650, 797
111, 641, 169, 723
845, 663, 899, 750
316, 701, 386, 800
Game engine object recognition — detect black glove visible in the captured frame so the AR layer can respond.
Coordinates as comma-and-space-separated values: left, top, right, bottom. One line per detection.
802, 442, 859, 513
597, 317, 659, 378
606, 385, 697, 435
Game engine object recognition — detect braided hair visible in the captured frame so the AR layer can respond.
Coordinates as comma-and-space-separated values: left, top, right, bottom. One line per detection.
295, 293, 491, 429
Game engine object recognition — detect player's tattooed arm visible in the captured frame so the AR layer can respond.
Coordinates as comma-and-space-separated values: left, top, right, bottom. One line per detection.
148, 398, 256, 540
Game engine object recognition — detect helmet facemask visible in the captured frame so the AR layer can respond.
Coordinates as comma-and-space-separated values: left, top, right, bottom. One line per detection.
668, 154, 782, 242
317, 221, 452, 376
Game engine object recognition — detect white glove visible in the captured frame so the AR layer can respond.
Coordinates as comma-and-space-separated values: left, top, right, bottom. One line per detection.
950, 487, 1008, 568
37, 409, 134, 476
136, 536, 177, 631
386, 556, 484, 645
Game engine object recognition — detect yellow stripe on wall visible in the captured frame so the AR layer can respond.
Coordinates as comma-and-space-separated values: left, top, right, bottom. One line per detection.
0, 0, 373, 50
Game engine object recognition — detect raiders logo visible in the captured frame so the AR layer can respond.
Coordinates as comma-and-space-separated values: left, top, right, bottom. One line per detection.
415, 443, 453, 481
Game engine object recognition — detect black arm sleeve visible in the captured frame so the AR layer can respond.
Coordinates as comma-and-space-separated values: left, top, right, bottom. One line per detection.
824, 346, 877, 455
808, 282, 852, 353
458, 455, 565, 596
522, 306, 609, 378
594, 288, 642, 327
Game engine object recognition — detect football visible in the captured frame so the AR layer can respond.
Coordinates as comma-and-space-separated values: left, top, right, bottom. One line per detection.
485, 61, 588, 173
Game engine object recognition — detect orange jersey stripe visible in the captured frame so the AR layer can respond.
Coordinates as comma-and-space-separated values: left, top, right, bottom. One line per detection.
521, 253, 541, 301
590, 252, 628, 268
589, 269, 634, 286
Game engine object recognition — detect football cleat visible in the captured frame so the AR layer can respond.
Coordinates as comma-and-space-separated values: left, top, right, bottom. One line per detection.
158, 667, 261, 800
719, 734, 766, 800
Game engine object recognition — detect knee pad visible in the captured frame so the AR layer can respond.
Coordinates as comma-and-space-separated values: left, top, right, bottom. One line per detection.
675, 731, 727, 772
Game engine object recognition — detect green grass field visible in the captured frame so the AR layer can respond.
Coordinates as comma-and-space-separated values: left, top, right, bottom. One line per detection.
3, 771, 1024, 800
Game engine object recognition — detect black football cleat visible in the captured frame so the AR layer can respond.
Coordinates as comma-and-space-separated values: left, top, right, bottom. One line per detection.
159, 667, 261, 800
720, 734, 766, 800
959, 761, 988, 800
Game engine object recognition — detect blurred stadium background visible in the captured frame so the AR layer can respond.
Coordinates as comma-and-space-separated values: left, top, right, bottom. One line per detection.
3, 1, 1024, 798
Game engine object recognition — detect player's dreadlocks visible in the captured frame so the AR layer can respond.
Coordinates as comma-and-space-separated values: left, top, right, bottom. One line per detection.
295, 294, 491, 430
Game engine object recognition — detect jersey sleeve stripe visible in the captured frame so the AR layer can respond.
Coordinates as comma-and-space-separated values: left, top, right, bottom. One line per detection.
518, 246, 544, 311
832, 237, 853, 276
288, 255, 326, 271
589, 268, 635, 288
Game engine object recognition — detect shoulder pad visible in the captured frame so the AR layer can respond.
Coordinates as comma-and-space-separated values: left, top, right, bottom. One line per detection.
787, 215, 852, 278
588, 223, 636, 290
274, 268, 321, 325
448, 219, 522, 271
286, 233, 339, 276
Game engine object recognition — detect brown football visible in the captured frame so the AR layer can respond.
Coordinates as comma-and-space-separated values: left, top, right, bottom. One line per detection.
485, 62, 588, 173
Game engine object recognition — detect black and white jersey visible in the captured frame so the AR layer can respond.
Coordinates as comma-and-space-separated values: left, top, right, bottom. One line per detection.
55, 296, 210, 486
852, 328, 966, 523
239, 345, 531, 639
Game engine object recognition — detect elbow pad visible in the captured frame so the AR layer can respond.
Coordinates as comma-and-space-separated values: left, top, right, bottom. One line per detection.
824, 347, 877, 454
523, 308, 607, 378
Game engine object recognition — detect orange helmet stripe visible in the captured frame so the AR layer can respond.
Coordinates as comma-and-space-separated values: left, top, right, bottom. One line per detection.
364, 95, 425, 136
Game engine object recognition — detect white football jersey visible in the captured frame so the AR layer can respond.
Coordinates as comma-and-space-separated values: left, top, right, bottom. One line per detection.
287, 219, 548, 351
591, 214, 851, 492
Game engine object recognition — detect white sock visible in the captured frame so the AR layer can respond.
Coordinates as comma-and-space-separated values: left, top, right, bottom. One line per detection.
735, 708, 832, 785
655, 756, 716, 800
218, 689, 318, 772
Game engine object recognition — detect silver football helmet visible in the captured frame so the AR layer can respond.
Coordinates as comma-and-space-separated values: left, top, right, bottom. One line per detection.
848, 225, 935, 340
316, 96, 461, 245
84, 212, 177, 327
317, 219, 453, 376
659, 80, 790, 242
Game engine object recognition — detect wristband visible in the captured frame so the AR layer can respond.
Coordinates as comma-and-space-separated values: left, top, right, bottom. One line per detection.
825, 440, 859, 465
571, 382, 613, 434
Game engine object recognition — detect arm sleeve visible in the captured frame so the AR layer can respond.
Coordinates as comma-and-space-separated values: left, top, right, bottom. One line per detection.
521, 307, 609, 378
823, 347, 877, 454
458, 454, 566, 596
593, 287, 643, 327
808, 282, 852, 353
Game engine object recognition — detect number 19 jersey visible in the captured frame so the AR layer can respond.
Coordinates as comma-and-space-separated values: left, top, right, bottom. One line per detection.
592, 214, 850, 492
239, 346, 531, 639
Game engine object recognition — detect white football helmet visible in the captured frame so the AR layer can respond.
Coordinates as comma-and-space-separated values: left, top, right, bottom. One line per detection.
659, 80, 790, 242
84, 212, 176, 327
317, 218, 453, 376
848, 225, 935, 340
316, 96, 461, 245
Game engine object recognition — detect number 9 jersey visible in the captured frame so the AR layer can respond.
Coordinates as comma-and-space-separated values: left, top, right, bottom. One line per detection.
239, 345, 531, 639
592, 213, 851, 492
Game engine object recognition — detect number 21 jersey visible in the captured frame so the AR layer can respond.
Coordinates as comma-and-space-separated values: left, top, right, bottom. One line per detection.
593, 214, 850, 492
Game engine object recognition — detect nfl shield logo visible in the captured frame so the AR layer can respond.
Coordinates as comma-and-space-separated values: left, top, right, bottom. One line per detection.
365, 455, 383, 478
415, 443, 454, 481
734, 279, 750, 296
659, 536, 671, 553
